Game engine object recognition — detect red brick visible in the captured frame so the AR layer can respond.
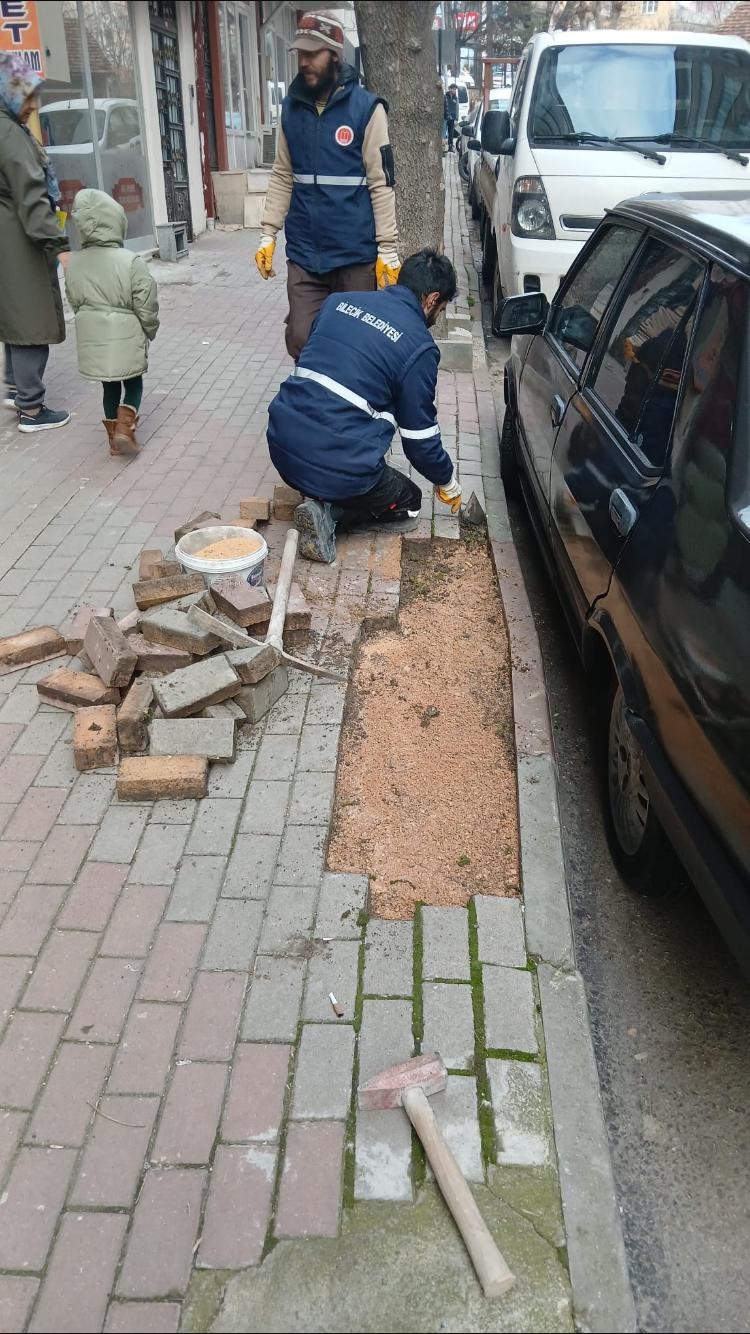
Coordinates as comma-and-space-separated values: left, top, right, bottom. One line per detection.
139, 549, 166, 582
116, 679, 153, 754
127, 634, 192, 676
132, 573, 205, 611
0, 1146, 76, 1269
67, 957, 142, 1043
0, 1277, 39, 1332
71, 1094, 158, 1208
222, 1043, 290, 1143
29, 1210, 128, 1333
174, 510, 220, 543
0, 1109, 26, 1184
211, 577, 271, 628
0, 882, 66, 954
152, 1063, 227, 1164
57, 862, 129, 932
105, 1301, 181, 1333
272, 483, 302, 521
108, 1003, 181, 1094
178, 971, 245, 1061
197, 1143, 276, 1270
100, 885, 170, 957
116, 1168, 205, 1298
138, 922, 206, 1002
239, 496, 271, 522
3, 786, 66, 842
22, 930, 97, 1011
117, 756, 208, 802
0, 753, 44, 803
83, 617, 137, 688
275, 1121, 345, 1238
37, 667, 121, 711
0, 839, 39, 872
73, 705, 118, 771
0, 1011, 64, 1109
28, 825, 95, 885
0, 626, 66, 673
63, 604, 114, 657
27, 1042, 112, 1147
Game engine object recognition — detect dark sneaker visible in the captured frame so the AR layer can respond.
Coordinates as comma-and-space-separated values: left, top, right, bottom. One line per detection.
18, 406, 71, 433
294, 498, 337, 564
355, 508, 421, 535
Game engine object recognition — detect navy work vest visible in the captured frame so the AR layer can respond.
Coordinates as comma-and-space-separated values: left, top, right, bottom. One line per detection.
282, 66, 384, 273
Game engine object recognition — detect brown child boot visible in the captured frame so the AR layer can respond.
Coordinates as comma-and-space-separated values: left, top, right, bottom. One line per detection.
111, 405, 140, 456
103, 419, 116, 449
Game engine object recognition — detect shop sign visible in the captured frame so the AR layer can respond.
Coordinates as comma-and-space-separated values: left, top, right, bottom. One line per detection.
0, 0, 44, 74
113, 177, 145, 213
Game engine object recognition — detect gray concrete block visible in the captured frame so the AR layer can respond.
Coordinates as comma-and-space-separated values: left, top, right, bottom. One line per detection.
517, 753, 573, 969
152, 654, 240, 718
296, 723, 340, 773
434, 329, 473, 372
222, 833, 280, 899
89, 804, 149, 863
139, 606, 219, 655
167, 854, 226, 921
203, 898, 264, 969
305, 684, 346, 726
422, 983, 474, 1071
288, 770, 335, 828
363, 920, 413, 996
355, 998, 414, 1203
236, 666, 289, 724
129, 823, 189, 885
185, 797, 241, 855
226, 642, 280, 685
207, 747, 257, 799
303, 939, 360, 1022
265, 692, 307, 735
421, 906, 470, 981
241, 955, 306, 1042
149, 717, 236, 763
240, 780, 290, 835
275, 825, 326, 887
201, 701, 243, 723
253, 732, 298, 781
291, 1023, 355, 1119
427, 1075, 484, 1183
474, 895, 526, 968
259, 883, 318, 955
487, 1058, 552, 1168
483, 964, 537, 1055
315, 872, 368, 939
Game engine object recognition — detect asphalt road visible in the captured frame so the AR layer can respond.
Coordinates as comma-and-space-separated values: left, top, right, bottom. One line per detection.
484, 335, 750, 1334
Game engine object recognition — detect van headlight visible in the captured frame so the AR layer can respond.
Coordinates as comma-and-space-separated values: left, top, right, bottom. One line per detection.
511, 176, 555, 240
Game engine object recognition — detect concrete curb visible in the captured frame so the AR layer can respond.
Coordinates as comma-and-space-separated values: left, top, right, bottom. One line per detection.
451, 168, 637, 1333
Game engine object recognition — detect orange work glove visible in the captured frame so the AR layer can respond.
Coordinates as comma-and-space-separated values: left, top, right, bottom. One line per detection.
376, 247, 400, 288
255, 235, 276, 280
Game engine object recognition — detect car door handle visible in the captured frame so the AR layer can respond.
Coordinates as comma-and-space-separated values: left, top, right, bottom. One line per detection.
549, 394, 565, 428
609, 488, 638, 536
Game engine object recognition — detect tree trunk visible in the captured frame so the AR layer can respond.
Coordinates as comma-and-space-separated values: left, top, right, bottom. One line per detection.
354, 1, 444, 261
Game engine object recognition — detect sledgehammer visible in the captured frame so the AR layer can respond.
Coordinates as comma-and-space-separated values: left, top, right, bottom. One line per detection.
358, 1053, 515, 1298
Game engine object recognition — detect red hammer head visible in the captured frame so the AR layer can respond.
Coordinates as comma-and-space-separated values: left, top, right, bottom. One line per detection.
357, 1052, 447, 1111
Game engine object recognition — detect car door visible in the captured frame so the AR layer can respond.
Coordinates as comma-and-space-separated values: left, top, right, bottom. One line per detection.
549, 234, 705, 623
516, 223, 643, 529
496, 53, 530, 295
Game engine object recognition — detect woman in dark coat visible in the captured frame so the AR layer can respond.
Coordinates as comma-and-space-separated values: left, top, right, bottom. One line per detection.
0, 52, 70, 432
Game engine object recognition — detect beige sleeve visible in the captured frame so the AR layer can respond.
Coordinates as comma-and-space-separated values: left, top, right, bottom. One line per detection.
261, 123, 293, 236
363, 103, 398, 253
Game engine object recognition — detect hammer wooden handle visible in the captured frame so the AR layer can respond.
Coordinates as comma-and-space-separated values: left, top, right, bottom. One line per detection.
402, 1085, 515, 1298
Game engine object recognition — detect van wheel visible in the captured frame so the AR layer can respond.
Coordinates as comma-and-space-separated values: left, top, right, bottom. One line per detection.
603, 682, 677, 897
500, 406, 520, 497
481, 227, 496, 287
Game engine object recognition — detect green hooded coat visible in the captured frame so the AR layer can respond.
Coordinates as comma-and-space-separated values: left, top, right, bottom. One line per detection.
66, 189, 159, 381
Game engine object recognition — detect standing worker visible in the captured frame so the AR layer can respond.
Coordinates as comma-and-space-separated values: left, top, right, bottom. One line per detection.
444, 84, 459, 152
255, 11, 399, 361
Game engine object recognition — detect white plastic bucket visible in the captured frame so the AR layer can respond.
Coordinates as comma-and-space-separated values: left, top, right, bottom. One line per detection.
175, 525, 268, 589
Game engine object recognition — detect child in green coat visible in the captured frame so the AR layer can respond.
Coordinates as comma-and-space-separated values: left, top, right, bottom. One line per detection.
66, 188, 159, 456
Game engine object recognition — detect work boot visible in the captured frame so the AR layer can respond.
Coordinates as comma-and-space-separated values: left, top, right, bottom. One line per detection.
294, 498, 336, 564
103, 419, 117, 449
111, 404, 140, 456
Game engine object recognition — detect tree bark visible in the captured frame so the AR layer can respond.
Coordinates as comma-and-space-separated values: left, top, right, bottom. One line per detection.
354, 1, 444, 261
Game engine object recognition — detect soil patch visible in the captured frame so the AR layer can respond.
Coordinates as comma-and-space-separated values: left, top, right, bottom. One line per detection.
328, 535, 520, 918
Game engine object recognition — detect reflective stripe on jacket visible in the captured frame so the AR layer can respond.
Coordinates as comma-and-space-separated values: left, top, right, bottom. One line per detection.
267, 285, 454, 500
282, 66, 383, 273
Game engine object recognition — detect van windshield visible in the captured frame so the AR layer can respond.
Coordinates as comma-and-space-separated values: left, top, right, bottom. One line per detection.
40, 108, 106, 148
530, 44, 750, 150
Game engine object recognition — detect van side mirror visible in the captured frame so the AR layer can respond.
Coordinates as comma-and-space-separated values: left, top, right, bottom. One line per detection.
482, 109, 511, 154
467, 138, 481, 152
495, 292, 549, 337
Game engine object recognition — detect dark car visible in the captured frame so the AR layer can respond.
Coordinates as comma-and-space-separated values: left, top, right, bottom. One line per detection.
498, 192, 750, 965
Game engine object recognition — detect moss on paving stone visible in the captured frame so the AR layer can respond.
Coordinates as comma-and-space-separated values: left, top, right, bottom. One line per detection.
208, 1185, 573, 1334
486, 1163, 567, 1251
182, 1269, 229, 1332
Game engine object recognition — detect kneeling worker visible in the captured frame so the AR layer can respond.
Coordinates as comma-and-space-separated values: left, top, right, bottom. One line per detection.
267, 248, 462, 563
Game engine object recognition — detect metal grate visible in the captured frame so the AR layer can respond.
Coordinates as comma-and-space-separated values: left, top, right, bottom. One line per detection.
150, 0, 193, 239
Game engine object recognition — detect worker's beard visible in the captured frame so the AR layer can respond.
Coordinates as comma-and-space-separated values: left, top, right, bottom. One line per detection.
302, 53, 339, 99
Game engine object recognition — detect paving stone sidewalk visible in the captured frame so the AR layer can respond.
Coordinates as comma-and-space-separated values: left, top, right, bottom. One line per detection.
0, 173, 572, 1334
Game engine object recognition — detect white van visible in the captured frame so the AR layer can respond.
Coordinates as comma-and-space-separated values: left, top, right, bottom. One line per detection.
481, 29, 750, 308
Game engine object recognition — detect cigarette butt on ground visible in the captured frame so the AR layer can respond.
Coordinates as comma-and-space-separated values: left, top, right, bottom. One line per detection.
329, 992, 344, 1018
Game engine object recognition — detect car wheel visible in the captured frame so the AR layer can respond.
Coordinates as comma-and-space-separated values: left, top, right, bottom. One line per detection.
481, 226, 496, 287
471, 190, 481, 221
603, 682, 677, 896
459, 151, 470, 183
500, 405, 520, 497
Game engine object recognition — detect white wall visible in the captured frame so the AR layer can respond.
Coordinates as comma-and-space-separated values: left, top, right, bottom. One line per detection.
177, 1, 208, 236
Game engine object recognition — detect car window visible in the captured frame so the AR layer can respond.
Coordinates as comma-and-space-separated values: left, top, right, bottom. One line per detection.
508, 55, 529, 139
549, 225, 642, 371
589, 239, 704, 466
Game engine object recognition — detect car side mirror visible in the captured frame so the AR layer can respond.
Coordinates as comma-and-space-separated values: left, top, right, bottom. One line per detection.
495, 292, 550, 337
460, 119, 472, 131
482, 109, 510, 154
467, 138, 481, 151
498, 137, 516, 155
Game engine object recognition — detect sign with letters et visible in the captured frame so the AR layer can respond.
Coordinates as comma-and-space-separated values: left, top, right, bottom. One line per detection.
0, 0, 44, 74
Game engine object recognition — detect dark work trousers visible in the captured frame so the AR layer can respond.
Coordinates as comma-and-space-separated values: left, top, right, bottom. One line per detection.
330, 464, 423, 531
4, 344, 49, 411
285, 259, 377, 361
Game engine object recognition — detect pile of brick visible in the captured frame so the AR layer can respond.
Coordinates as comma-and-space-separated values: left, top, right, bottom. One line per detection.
0, 491, 313, 803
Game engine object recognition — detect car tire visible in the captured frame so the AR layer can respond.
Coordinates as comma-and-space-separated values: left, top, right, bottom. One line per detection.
602, 681, 679, 897
481, 226, 496, 287
500, 405, 520, 497
471, 190, 481, 221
